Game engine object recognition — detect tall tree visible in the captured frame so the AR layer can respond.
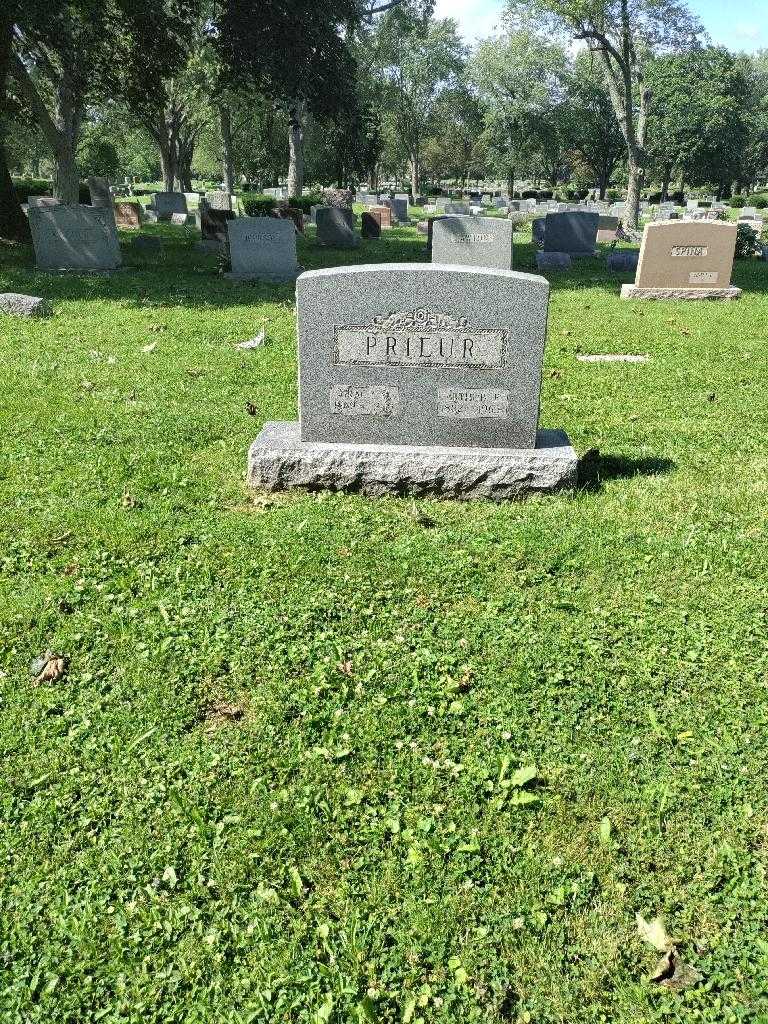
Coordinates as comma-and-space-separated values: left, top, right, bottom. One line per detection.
4, 0, 195, 223
470, 26, 568, 197
375, 14, 465, 200
645, 47, 750, 200
568, 52, 625, 198
506, 0, 702, 226
216, 0, 360, 199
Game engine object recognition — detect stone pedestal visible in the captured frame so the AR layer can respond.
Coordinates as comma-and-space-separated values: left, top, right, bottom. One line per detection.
247, 421, 577, 502
620, 284, 742, 301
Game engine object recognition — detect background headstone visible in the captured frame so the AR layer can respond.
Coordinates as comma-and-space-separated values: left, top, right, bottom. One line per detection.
316, 207, 360, 248
431, 216, 513, 270
361, 212, 381, 239
114, 202, 142, 229
28, 205, 121, 272
153, 192, 188, 221
87, 176, 112, 208
0, 293, 52, 318
543, 212, 599, 256
226, 216, 301, 281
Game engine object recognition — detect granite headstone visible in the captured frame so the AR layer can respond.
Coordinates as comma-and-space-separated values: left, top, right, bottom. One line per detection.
28, 204, 121, 272
543, 212, 599, 256
622, 220, 740, 300
247, 264, 577, 500
431, 216, 513, 270
226, 216, 301, 281
316, 207, 360, 248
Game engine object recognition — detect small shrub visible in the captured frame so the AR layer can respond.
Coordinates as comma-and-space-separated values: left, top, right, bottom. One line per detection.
521, 190, 538, 199
734, 223, 762, 259
730, 194, 747, 208
241, 193, 277, 217
283, 194, 322, 214
606, 188, 620, 202
746, 194, 768, 209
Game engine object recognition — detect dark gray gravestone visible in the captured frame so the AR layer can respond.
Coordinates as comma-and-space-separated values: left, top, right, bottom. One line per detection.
431, 216, 513, 270
607, 251, 639, 273
87, 176, 112, 208
225, 216, 301, 281
247, 265, 577, 500
532, 218, 546, 247
28, 205, 121, 272
316, 207, 360, 248
361, 212, 381, 239
543, 212, 599, 256
153, 192, 188, 221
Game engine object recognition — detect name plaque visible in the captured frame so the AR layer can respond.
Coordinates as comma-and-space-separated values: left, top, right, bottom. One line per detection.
335, 308, 504, 368
671, 245, 708, 257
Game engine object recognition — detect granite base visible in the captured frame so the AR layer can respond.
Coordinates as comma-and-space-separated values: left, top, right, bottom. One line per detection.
620, 284, 742, 301
247, 421, 578, 502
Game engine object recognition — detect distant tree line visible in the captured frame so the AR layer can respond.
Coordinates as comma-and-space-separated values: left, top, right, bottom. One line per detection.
2, 0, 768, 238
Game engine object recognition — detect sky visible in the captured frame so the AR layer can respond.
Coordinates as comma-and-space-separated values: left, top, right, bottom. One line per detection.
433, 0, 768, 52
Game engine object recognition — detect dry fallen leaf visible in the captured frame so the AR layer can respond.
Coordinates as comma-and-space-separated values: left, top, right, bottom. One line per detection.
337, 660, 354, 677
30, 652, 68, 684
236, 329, 266, 350
142, 342, 157, 354
202, 699, 245, 731
650, 948, 703, 991
636, 914, 672, 952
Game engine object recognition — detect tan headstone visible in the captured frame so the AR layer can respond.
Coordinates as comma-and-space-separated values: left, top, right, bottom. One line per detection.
114, 202, 142, 229
622, 220, 740, 299
369, 205, 392, 229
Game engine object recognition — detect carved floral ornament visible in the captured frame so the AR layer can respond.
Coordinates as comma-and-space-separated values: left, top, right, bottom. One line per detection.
369, 308, 470, 332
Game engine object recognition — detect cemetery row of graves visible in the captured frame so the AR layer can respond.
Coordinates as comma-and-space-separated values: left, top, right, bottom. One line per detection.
1, 168, 767, 1023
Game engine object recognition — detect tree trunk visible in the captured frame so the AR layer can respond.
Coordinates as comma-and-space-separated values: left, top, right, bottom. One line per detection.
660, 162, 673, 203
625, 154, 641, 228
287, 100, 304, 200
0, 12, 30, 241
410, 153, 419, 204
54, 76, 82, 203
220, 106, 234, 191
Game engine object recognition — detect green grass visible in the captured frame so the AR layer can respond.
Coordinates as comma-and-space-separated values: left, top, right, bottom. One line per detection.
1, 221, 768, 1024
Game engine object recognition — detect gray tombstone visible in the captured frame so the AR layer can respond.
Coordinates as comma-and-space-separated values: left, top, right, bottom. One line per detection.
444, 203, 470, 215
607, 251, 639, 273
0, 293, 52, 318
531, 218, 546, 247
205, 191, 233, 211
543, 212, 599, 256
87, 176, 112, 208
247, 264, 577, 500
316, 207, 360, 248
225, 216, 301, 281
28, 204, 121, 272
431, 216, 513, 270
27, 196, 62, 209
153, 192, 188, 221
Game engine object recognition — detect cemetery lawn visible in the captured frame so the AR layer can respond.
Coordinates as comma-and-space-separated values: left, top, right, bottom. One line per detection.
2, 222, 768, 1024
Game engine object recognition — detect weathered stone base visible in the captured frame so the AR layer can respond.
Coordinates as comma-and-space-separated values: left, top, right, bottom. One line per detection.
620, 284, 742, 301
247, 421, 577, 502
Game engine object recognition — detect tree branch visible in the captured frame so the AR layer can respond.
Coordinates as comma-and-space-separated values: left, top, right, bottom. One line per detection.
10, 50, 62, 154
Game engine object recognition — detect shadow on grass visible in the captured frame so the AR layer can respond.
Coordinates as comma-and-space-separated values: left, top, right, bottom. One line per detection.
577, 448, 676, 492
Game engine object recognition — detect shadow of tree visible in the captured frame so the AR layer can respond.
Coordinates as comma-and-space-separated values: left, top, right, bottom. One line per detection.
577, 448, 676, 492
